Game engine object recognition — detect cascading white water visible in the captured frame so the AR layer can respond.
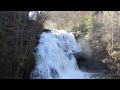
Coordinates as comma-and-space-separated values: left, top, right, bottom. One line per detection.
30, 30, 92, 79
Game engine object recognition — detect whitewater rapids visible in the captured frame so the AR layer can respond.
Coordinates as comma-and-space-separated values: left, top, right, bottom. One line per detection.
30, 30, 93, 79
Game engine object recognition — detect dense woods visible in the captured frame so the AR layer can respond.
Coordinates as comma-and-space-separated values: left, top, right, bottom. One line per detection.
0, 11, 47, 79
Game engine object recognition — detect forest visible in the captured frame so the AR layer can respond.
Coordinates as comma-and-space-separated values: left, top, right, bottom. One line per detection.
0, 11, 120, 79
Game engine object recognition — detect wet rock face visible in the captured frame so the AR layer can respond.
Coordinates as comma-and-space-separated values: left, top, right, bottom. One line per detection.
73, 52, 81, 59
75, 51, 110, 72
43, 29, 52, 32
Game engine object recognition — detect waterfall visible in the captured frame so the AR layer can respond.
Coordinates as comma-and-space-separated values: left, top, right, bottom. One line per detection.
30, 30, 92, 79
